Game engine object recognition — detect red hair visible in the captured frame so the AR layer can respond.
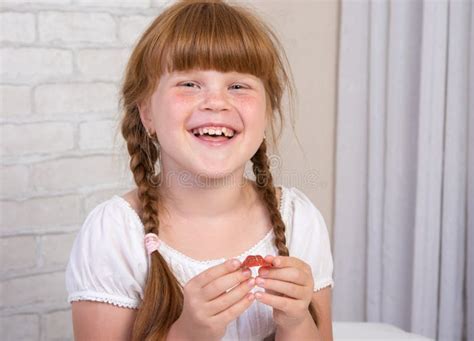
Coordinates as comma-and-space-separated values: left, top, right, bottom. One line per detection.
119, 1, 317, 339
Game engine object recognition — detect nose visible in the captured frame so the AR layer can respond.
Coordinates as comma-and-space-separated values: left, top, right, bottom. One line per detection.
199, 88, 230, 112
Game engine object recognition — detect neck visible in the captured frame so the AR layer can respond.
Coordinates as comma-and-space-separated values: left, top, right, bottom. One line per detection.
157, 167, 255, 224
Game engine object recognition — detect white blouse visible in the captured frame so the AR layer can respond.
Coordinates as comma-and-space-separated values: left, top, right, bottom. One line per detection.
65, 185, 334, 340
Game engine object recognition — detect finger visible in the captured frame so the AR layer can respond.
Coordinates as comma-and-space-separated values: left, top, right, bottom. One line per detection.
194, 258, 241, 288
258, 266, 308, 286
213, 287, 256, 326
207, 276, 256, 316
255, 277, 307, 300
201, 267, 252, 301
263, 255, 276, 266
264, 288, 282, 297
267, 255, 309, 271
255, 291, 306, 314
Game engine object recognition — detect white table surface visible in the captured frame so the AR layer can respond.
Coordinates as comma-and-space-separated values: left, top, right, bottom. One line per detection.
333, 322, 434, 341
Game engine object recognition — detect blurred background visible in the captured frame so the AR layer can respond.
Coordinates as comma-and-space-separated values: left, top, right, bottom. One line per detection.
0, 0, 472, 340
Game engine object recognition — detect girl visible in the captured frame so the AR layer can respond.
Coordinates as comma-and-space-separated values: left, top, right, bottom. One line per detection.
65, 0, 334, 340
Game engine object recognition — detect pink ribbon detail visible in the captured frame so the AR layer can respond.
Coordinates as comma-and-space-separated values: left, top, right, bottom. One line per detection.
144, 233, 160, 255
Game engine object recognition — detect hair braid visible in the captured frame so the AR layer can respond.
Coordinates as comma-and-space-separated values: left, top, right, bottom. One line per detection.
250, 140, 288, 256
121, 110, 184, 340
250, 140, 320, 326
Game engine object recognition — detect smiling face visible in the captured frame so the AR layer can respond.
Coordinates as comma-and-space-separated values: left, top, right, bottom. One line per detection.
139, 69, 268, 182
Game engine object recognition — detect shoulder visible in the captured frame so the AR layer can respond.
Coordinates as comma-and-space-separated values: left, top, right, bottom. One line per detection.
82, 192, 144, 237
121, 188, 142, 217
65, 193, 147, 308
281, 186, 330, 256
281, 186, 326, 227
70, 192, 146, 262
281, 186, 335, 291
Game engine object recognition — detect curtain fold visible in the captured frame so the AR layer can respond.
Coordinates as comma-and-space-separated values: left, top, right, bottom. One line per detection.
432, 2, 471, 339
467, 4, 474, 339
333, 1, 472, 340
333, 0, 369, 321
411, 0, 448, 335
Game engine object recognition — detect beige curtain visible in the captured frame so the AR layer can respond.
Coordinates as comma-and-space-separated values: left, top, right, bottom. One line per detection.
332, 1, 473, 340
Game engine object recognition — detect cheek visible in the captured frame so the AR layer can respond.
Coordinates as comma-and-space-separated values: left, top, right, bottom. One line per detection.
167, 92, 196, 107
154, 93, 194, 128
234, 96, 267, 125
163, 92, 195, 113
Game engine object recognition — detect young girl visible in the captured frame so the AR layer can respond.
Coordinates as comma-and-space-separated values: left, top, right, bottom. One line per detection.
65, 1, 334, 340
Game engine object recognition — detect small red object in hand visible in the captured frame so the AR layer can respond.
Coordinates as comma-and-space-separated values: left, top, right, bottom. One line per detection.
241, 255, 273, 268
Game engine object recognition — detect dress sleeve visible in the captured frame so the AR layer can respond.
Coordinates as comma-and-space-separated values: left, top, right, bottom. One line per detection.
65, 198, 148, 309
286, 187, 335, 292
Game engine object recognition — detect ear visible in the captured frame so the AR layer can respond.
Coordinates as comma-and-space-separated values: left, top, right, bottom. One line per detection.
137, 98, 153, 132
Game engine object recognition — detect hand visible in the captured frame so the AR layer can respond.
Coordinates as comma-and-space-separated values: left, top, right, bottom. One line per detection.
174, 258, 256, 340
254, 255, 314, 330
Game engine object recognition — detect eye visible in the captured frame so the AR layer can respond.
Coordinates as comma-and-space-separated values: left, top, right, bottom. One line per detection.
230, 84, 246, 90
180, 81, 199, 88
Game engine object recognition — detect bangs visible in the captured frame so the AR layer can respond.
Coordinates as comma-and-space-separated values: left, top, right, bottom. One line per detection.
122, 0, 294, 150
159, 2, 275, 78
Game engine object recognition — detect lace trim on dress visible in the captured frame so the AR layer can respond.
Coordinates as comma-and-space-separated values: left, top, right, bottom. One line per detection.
158, 228, 274, 265
314, 278, 335, 292
68, 292, 139, 309
113, 185, 288, 266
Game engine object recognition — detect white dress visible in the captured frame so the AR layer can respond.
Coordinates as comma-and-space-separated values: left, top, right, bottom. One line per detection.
65, 185, 335, 340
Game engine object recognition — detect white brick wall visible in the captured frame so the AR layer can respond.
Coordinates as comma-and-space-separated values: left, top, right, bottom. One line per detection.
1, 122, 75, 156
0, 314, 39, 340
38, 12, 117, 43
118, 15, 156, 45
77, 48, 130, 81
42, 310, 73, 341
0, 85, 32, 115
0, 12, 36, 44
0, 1, 165, 339
1, 48, 74, 83
34, 83, 119, 114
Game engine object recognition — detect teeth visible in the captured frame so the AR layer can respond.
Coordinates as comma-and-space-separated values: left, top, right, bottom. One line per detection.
191, 126, 236, 137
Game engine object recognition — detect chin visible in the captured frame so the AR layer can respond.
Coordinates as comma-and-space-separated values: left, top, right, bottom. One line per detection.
191, 165, 241, 184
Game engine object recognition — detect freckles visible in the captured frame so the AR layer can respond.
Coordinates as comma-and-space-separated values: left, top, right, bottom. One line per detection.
234, 96, 265, 113
234, 94, 257, 104
170, 93, 199, 107
235, 97, 253, 107
159, 94, 195, 114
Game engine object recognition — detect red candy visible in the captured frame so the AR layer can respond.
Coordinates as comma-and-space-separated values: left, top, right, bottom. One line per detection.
241, 255, 273, 268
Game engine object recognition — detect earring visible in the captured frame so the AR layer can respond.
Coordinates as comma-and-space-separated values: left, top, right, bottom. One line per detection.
144, 133, 161, 188
146, 129, 153, 139
147, 129, 160, 144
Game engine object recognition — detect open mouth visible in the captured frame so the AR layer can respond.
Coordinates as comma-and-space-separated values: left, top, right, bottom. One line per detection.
190, 131, 236, 140
188, 129, 239, 146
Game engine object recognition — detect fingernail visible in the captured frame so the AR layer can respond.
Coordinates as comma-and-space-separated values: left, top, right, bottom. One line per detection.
242, 269, 251, 277
255, 292, 263, 300
231, 259, 240, 268
260, 269, 269, 277
247, 278, 255, 287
